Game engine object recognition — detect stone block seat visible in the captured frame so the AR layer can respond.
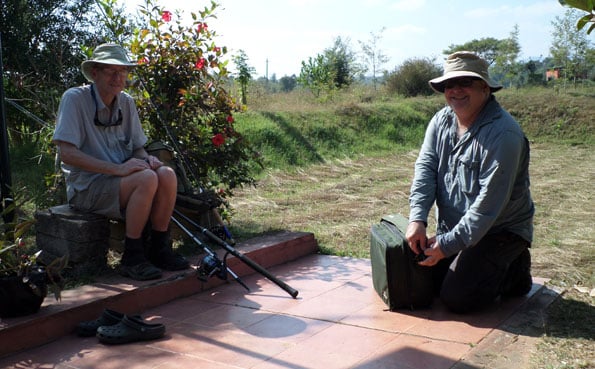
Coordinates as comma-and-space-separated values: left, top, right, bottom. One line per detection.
35, 204, 115, 276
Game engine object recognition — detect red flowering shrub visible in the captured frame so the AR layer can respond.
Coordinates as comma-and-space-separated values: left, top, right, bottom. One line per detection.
97, 0, 261, 196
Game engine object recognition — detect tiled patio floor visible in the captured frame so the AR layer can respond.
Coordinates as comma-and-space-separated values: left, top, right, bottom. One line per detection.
0, 250, 553, 369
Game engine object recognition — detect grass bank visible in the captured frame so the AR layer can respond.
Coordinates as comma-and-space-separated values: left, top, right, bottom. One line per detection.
235, 86, 593, 178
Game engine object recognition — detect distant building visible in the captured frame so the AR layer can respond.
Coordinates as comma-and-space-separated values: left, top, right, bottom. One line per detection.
546, 67, 563, 80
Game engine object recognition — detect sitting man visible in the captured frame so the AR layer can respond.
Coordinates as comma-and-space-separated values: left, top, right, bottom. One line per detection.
406, 51, 535, 313
53, 43, 189, 280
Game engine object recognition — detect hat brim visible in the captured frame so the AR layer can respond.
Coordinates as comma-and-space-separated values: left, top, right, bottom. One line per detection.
429, 71, 502, 93
81, 59, 137, 82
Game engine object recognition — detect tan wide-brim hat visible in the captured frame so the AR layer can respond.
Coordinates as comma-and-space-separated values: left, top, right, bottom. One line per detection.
429, 51, 502, 93
81, 43, 137, 82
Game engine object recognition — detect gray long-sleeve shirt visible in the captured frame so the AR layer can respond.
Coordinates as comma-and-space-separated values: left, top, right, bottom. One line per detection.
409, 96, 534, 257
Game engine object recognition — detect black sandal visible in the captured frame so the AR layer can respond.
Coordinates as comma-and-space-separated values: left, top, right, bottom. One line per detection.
96, 315, 166, 344
76, 308, 125, 337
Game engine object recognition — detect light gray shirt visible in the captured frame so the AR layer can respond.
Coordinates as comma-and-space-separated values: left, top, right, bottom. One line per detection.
409, 96, 534, 257
53, 84, 147, 201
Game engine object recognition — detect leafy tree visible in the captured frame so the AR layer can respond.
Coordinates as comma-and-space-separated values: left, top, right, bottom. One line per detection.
325, 36, 359, 88
444, 37, 501, 65
298, 37, 359, 97
97, 0, 260, 197
444, 28, 521, 87
358, 27, 390, 91
386, 57, 442, 97
550, 8, 594, 82
298, 54, 336, 97
0, 0, 100, 146
492, 25, 522, 87
233, 50, 255, 105
523, 59, 548, 86
559, 0, 595, 34
279, 75, 297, 92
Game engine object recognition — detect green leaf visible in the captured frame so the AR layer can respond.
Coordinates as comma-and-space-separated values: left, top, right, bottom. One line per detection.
560, 0, 593, 11
577, 14, 592, 30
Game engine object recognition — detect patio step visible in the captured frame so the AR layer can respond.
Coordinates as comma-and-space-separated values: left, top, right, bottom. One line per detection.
0, 231, 319, 358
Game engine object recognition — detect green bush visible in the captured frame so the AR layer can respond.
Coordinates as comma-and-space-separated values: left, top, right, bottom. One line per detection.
386, 57, 442, 97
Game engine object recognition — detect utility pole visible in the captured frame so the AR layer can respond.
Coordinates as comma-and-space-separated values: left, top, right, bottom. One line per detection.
265, 58, 269, 92
0, 33, 14, 224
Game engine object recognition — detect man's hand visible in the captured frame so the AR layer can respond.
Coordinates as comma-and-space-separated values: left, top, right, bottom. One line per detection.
417, 237, 446, 267
119, 158, 150, 176
145, 155, 163, 170
119, 155, 163, 176
406, 222, 446, 267
405, 221, 428, 255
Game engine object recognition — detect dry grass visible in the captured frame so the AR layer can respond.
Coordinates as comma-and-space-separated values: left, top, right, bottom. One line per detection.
228, 142, 594, 369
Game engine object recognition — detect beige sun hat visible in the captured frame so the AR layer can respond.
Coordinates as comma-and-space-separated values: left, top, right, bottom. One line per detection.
81, 43, 137, 82
429, 51, 502, 93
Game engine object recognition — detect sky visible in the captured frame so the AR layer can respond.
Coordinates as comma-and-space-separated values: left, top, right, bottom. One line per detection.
125, 0, 568, 78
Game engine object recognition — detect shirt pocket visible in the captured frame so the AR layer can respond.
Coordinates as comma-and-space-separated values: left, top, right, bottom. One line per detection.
107, 133, 133, 163
456, 154, 480, 196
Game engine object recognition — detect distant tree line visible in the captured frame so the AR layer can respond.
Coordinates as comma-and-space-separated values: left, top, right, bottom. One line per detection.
249, 8, 594, 99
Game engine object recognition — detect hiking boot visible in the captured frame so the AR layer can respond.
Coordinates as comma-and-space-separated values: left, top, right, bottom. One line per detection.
148, 249, 190, 271
119, 261, 162, 281
501, 248, 532, 297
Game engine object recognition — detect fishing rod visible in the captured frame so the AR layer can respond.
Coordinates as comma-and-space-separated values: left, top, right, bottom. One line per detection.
173, 208, 299, 299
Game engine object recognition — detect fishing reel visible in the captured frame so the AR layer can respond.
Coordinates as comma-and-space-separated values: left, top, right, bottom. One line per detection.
196, 252, 229, 282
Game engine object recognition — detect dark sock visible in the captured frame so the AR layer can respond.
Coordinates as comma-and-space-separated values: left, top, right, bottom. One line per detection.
121, 237, 146, 266
151, 230, 170, 251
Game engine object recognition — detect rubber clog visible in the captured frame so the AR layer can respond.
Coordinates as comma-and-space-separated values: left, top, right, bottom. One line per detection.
76, 309, 125, 337
96, 315, 166, 345
119, 261, 162, 281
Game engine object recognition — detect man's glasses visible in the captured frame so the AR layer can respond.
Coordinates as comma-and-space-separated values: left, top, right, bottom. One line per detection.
99, 67, 131, 79
90, 85, 123, 127
444, 77, 481, 90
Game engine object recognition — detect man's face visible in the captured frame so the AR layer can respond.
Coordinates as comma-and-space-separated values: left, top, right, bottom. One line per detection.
92, 64, 130, 97
443, 77, 490, 122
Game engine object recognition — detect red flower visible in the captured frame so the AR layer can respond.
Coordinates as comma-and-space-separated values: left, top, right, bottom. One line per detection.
211, 133, 225, 147
161, 10, 172, 22
195, 58, 206, 69
213, 46, 221, 54
197, 22, 208, 33
138, 57, 149, 65
226, 115, 234, 124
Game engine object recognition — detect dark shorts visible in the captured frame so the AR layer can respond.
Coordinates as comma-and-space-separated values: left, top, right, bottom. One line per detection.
70, 175, 123, 220
434, 231, 530, 313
